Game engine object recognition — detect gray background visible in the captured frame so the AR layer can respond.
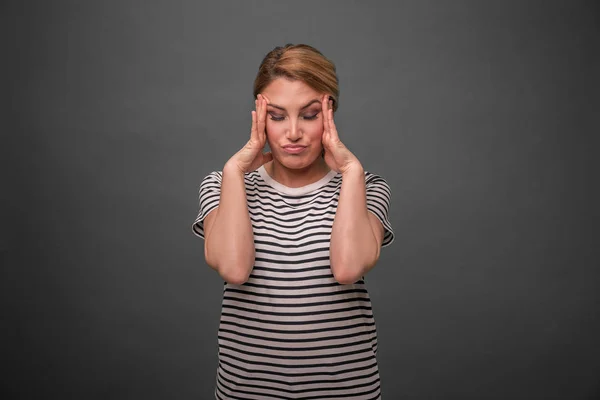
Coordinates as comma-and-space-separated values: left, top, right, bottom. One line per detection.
4, 0, 599, 399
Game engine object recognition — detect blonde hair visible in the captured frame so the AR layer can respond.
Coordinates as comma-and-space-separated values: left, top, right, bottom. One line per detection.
253, 44, 339, 112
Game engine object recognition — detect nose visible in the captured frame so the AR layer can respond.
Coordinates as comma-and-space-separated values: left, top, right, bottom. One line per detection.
285, 120, 302, 141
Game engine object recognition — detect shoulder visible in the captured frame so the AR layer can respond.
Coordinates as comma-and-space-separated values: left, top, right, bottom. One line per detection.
364, 170, 391, 189
200, 170, 222, 184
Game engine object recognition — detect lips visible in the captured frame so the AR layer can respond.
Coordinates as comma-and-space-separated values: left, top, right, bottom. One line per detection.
282, 145, 307, 154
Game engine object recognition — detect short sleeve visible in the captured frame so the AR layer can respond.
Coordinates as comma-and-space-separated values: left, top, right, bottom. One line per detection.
191, 171, 222, 239
365, 172, 395, 247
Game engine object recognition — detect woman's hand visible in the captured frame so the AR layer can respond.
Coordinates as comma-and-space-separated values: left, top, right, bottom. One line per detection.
321, 95, 362, 175
227, 94, 273, 173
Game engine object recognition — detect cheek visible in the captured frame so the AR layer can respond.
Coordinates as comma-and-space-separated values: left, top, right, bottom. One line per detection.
301, 118, 324, 134
306, 121, 324, 140
265, 121, 284, 138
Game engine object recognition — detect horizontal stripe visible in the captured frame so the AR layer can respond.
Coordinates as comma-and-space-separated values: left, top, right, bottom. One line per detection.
219, 320, 376, 336
254, 238, 330, 249
251, 224, 333, 237
221, 303, 372, 317
221, 295, 370, 308
218, 351, 376, 371
253, 256, 331, 265
218, 358, 378, 379
193, 168, 393, 398
253, 247, 331, 258
219, 343, 374, 362
219, 363, 379, 388
241, 281, 340, 290
251, 264, 331, 273
253, 234, 331, 245
218, 368, 380, 394
247, 273, 333, 281
219, 327, 376, 344
218, 335, 376, 353
223, 287, 368, 299
216, 373, 380, 400
220, 312, 373, 326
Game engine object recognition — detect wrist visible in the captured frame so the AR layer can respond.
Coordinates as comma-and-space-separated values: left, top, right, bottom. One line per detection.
224, 159, 247, 176
341, 162, 364, 178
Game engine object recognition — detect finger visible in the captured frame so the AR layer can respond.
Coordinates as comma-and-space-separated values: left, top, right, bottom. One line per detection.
327, 104, 339, 140
254, 95, 262, 139
321, 125, 330, 150
250, 110, 258, 141
322, 95, 330, 133
256, 94, 261, 120
261, 94, 268, 120
257, 95, 267, 139
262, 96, 269, 140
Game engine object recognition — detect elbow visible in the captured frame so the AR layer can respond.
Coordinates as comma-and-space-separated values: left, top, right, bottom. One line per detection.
333, 273, 361, 285
331, 255, 379, 285
210, 260, 252, 285
331, 261, 364, 285
204, 245, 218, 272
220, 269, 251, 285
212, 260, 253, 285
205, 245, 254, 285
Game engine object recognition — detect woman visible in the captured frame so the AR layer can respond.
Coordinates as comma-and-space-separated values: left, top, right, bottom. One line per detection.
192, 44, 394, 400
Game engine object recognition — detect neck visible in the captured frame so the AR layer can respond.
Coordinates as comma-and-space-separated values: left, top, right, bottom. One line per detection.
267, 158, 331, 188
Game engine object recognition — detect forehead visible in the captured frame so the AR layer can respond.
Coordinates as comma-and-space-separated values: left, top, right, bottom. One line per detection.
262, 78, 321, 108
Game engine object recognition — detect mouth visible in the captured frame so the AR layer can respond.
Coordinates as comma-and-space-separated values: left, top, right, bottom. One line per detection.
282, 145, 307, 154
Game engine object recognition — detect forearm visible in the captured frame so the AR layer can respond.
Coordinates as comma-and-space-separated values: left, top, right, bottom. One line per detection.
205, 162, 255, 284
330, 165, 380, 284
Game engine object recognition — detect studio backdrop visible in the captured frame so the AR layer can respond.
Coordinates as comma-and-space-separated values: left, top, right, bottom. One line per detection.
4, 1, 599, 399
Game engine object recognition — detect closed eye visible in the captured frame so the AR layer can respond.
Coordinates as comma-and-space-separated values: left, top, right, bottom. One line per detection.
268, 111, 320, 121
268, 112, 285, 121
302, 112, 320, 120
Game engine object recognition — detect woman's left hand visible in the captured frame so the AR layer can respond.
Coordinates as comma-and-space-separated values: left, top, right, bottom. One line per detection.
321, 95, 362, 175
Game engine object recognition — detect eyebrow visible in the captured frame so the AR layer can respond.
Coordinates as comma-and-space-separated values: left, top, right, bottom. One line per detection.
267, 99, 321, 111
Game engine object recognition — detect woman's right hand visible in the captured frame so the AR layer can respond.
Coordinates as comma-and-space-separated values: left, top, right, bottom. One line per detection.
227, 94, 273, 173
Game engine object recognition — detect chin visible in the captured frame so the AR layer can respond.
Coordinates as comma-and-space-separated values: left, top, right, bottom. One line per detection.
276, 153, 321, 170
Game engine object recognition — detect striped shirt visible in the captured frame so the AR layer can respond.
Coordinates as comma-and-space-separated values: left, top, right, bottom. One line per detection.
192, 165, 394, 400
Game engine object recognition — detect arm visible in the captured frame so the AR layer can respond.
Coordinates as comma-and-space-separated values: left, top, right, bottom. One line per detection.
319, 94, 386, 284
203, 163, 256, 285
202, 94, 273, 285
330, 166, 385, 284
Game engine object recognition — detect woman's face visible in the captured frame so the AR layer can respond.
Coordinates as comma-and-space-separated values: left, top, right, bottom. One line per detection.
260, 78, 326, 171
